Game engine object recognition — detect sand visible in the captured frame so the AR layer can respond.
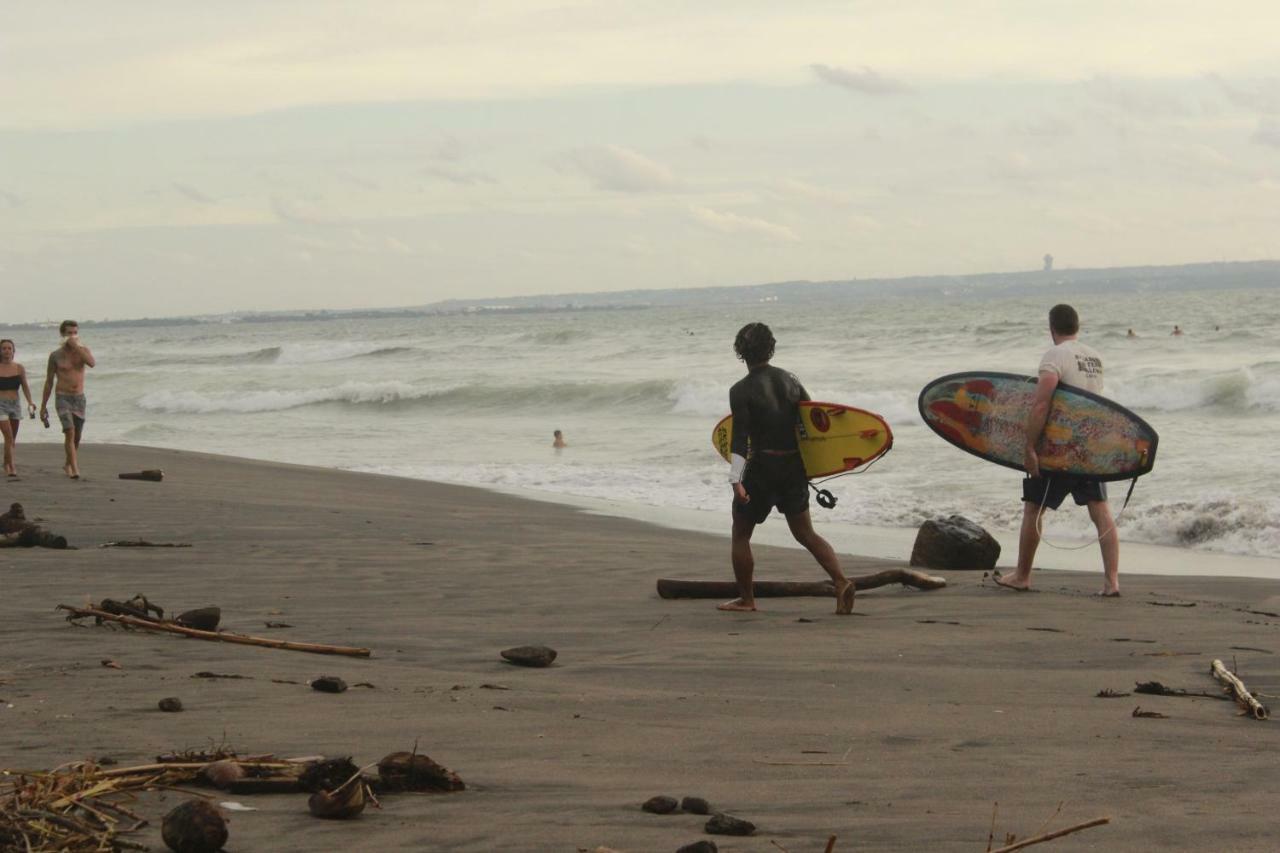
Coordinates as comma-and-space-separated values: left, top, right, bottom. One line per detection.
2, 444, 1278, 852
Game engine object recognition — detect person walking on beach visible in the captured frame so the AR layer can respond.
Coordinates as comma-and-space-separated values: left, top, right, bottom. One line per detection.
719, 322, 856, 615
0, 340, 37, 477
996, 304, 1120, 596
40, 320, 95, 480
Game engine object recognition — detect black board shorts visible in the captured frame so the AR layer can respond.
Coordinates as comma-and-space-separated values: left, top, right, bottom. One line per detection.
1022, 475, 1107, 510
733, 453, 809, 524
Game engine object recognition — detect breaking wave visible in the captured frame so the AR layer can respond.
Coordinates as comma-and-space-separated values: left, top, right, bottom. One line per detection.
1110, 367, 1280, 414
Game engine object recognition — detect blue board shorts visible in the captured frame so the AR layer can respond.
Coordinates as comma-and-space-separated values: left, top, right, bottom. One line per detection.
1023, 475, 1106, 510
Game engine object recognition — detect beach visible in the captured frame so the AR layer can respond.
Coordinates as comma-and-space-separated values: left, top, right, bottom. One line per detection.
2, 443, 1279, 852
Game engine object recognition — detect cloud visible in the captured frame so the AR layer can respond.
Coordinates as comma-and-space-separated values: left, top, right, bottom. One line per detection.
1205, 73, 1280, 115
171, 181, 215, 204
558, 145, 678, 192
770, 178, 849, 205
423, 165, 496, 186
271, 195, 338, 225
0, 188, 24, 208
1253, 119, 1280, 148
1080, 75, 1197, 118
811, 63, 911, 95
689, 205, 798, 242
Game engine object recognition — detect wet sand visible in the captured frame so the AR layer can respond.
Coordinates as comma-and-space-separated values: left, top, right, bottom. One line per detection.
2, 444, 1278, 851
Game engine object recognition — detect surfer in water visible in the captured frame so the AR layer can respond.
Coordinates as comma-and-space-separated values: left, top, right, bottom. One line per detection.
719, 322, 856, 615
996, 304, 1120, 596
552, 429, 567, 449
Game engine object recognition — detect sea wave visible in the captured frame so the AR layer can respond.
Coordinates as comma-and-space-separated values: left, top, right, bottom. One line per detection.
1110, 367, 1280, 413
148, 342, 417, 367
138, 381, 437, 414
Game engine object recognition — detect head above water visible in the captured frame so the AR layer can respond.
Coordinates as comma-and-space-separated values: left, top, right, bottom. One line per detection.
59, 320, 78, 338
1048, 304, 1079, 338
734, 322, 776, 365
0, 339, 14, 362
553, 430, 562, 439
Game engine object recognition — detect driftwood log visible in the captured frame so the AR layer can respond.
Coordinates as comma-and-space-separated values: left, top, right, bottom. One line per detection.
118, 469, 164, 482
57, 604, 371, 658
0, 501, 68, 549
1210, 659, 1270, 720
656, 568, 946, 600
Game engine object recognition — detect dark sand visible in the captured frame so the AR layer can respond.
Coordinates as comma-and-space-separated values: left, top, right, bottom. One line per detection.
2, 445, 1278, 851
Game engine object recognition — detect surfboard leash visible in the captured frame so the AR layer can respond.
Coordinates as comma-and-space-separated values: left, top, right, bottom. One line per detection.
806, 446, 893, 510
1035, 473, 1140, 551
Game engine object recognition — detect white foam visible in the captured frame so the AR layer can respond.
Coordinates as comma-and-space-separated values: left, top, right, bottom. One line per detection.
137, 381, 438, 414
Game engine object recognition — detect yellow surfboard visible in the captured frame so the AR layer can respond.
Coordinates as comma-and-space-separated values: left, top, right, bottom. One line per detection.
712, 401, 893, 479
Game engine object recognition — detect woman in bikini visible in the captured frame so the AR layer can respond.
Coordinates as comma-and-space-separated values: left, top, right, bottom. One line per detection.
0, 339, 37, 477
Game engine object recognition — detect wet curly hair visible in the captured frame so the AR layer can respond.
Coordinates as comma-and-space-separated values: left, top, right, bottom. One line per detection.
733, 322, 776, 365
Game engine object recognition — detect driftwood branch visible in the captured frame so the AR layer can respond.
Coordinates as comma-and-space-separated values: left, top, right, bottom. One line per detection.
1210, 659, 1269, 720
656, 568, 945, 599
988, 817, 1110, 853
56, 604, 371, 658
118, 469, 163, 482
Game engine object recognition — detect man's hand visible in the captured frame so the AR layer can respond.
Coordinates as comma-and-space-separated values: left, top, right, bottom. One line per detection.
732, 483, 750, 504
1024, 445, 1040, 479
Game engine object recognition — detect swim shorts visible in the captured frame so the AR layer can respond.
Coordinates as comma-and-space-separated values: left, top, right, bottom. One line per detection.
0, 398, 20, 421
1022, 475, 1106, 510
55, 393, 86, 433
733, 452, 809, 524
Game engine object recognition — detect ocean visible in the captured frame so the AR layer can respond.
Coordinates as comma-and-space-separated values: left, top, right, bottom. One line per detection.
8, 285, 1279, 576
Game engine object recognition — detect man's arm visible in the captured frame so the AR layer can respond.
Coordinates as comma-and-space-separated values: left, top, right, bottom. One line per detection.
1023, 370, 1059, 478
70, 339, 95, 368
40, 353, 56, 411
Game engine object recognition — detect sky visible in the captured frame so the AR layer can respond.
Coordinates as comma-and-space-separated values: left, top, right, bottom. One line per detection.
3, 1, 1280, 322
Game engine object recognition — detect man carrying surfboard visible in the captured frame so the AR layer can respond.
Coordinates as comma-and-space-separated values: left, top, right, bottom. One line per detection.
719, 322, 857, 615
996, 304, 1121, 596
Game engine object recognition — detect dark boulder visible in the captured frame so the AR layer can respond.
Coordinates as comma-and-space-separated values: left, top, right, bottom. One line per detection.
500, 645, 557, 667
642, 795, 679, 814
705, 813, 755, 836
680, 796, 711, 815
909, 515, 1000, 571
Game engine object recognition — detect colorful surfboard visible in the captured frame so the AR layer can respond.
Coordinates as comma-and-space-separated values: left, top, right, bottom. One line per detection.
712, 401, 893, 480
917, 372, 1157, 481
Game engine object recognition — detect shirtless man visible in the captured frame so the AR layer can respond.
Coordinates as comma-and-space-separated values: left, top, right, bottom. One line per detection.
40, 320, 95, 479
996, 304, 1120, 596
719, 322, 856, 615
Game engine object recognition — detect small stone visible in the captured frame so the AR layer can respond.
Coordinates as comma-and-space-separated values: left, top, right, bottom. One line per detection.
161, 799, 227, 853
158, 697, 183, 712
310, 676, 348, 693
642, 795, 679, 814
680, 796, 711, 815
677, 842, 719, 853
500, 645, 557, 667
705, 813, 755, 836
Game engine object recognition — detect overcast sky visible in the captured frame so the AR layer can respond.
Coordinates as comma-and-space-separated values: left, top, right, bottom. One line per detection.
3, 1, 1280, 322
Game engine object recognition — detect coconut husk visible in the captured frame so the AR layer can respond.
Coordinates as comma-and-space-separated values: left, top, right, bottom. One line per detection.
308, 781, 367, 820
161, 799, 228, 853
298, 757, 360, 793
200, 759, 244, 790
376, 751, 465, 792
175, 607, 220, 632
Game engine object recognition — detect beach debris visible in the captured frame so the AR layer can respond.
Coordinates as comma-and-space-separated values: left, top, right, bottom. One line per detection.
219, 801, 256, 812
657, 568, 946, 600
119, 469, 164, 482
1133, 681, 1230, 701
309, 676, 348, 693
642, 795, 680, 814
1132, 706, 1168, 718
100, 594, 165, 621
175, 607, 221, 632
264, 621, 294, 628
1229, 646, 1272, 654
158, 697, 184, 712
101, 540, 192, 548
909, 514, 1000, 571
680, 796, 711, 815
677, 842, 718, 853
1210, 659, 1270, 720
308, 780, 367, 820
987, 816, 1110, 852
58, 601, 373, 657
705, 812, 755, 836
191, 671, 251, 680
101, 658, 123, 669
299, 758, 361, 793
377, 749, 465, 792
201, 759, 245, 789
161, 799, 227, 853
1095, 689, 1130, 698
1147, 601, 1195, 608
501, 645, 557, 667
0, 502, 70, 549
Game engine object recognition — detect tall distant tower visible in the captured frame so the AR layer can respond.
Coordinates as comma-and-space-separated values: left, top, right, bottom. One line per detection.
1043, 253, 1054, 271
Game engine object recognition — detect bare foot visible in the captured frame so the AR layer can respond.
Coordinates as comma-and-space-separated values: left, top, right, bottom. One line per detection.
834, 579, 856, 615
1094, 589, 1121, 598
717, 598, 758, 612
993, 572, 1031, 592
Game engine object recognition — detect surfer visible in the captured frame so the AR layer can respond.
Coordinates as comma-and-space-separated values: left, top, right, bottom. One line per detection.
0, 340, 37, 477
1126, 329, 1137, 338
996, 304, 1120, 596
719, 322, 856, 615
40, 320, 95, 480
1171, 325, 1184, 336
552, 429, 567, 449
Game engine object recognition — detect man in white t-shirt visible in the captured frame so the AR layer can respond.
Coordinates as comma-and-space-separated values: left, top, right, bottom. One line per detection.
995, 304, 1120, 596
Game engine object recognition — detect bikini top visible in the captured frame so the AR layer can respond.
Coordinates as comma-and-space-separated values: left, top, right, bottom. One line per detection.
0, 374, 21, 391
